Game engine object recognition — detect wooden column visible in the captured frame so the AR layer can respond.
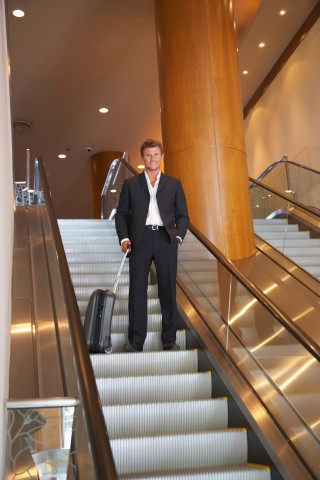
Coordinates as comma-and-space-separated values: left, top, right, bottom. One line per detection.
155, 0, 255, 259
91, 151, 122, 218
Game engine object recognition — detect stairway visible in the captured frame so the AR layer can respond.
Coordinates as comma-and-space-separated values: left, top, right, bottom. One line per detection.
59, 218, 272, 479
253, 218, 320, 280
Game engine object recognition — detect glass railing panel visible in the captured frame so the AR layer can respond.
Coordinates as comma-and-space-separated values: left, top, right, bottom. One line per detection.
6, 400, 78, 480
100, 157, 135, 219
177, 230, 320, 477
254, 158, 320, 212
250, 181, 320, 281
286, 162, 320, 211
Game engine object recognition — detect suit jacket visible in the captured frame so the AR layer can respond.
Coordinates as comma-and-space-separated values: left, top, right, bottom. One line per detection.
115, 172, 190, 249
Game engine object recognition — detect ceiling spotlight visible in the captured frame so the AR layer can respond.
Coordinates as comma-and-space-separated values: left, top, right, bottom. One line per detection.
279, 10, 286, 16
13, 120, 31, 132
242, 70, 249, 75
13, 9, 25, 17
259, 42, 266, 48
110, 189, 117, 193
58, 154, 67, 159
99, 107, 109, 113
137, 165, 145, 169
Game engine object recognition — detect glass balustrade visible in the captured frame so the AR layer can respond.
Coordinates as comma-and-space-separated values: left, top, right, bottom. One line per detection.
250, 179, 320, 281
6, 400, 78, 480
255, 157, 320, 212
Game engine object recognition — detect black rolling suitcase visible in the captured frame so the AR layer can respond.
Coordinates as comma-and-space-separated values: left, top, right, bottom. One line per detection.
84, 250, 128, 354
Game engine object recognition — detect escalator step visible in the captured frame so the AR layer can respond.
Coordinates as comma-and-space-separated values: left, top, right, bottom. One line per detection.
119, 464, 271, 480
69, 262, 129, 274
94, 330, 187, 354
80, 313, 162, 332
96, 372, 212, 405
66, 252, 125, 263
111, 430, 248, 475
64, 244, 121, 253
71, 272, 130, 287
74, 284, 157, 301
77, 297, 161, 316
103, 398, 228, 438
61, 236, 119, 244
91, 350, 198, 377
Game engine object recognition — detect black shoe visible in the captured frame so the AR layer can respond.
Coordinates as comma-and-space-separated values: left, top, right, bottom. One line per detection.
163, 341, 180, 351
123, 341, 143, 353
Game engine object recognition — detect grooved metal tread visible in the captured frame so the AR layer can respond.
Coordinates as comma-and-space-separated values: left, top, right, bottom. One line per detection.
103, 398, 228, 438
91, 350, 199, 377
119, 464, 271, 480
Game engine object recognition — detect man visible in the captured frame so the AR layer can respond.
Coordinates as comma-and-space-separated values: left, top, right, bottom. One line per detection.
115, 138, 190, 352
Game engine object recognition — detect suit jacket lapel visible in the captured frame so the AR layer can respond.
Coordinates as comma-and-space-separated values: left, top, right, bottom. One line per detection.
138, 172, 149, 194
157, 173, 168, 195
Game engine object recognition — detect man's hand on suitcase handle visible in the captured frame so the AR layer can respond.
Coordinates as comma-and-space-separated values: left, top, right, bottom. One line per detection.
121, 239, 131, 253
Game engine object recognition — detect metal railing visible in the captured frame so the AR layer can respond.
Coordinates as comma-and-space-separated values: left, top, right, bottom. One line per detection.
253, 154, 320, 211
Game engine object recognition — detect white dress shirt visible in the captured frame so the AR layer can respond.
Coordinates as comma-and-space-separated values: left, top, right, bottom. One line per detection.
145, 171, 163, 226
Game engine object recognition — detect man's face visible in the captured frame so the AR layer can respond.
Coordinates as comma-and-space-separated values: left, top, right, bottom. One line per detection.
142, 146, 163, 172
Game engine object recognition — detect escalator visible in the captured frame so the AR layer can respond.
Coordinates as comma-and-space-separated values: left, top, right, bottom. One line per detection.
59, 218, 275, 478
8, 157, 320, 479
58, 157, 320, 478
58, 217, 320, 478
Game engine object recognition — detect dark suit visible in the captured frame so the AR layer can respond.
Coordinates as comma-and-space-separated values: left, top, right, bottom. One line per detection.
115, 172, 189, 347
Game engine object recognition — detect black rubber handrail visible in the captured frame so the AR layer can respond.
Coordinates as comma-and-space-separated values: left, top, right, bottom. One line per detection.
36, 158, 118, 480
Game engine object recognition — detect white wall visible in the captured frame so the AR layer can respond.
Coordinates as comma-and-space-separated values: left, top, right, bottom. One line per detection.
244, 18, 320, 179
0, 0, 14, 474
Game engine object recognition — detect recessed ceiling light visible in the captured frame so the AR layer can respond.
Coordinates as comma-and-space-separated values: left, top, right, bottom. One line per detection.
110, 189, 117, 193
279, 10, 286, 16
99, 107, 109, 113
242, 70, 249, 75
13, 120, 32, 132
58, 154, 67, 159
137, 165, 145, 169
259, 42, 266, 48
13, 9, 25, 17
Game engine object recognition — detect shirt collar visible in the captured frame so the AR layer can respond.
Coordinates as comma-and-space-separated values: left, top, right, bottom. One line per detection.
144, 170, 161, 184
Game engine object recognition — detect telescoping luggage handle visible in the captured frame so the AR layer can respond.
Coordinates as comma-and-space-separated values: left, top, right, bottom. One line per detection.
112, 248, 130, 294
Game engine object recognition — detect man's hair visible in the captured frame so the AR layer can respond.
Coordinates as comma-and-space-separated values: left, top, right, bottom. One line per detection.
140, 139, 164, 156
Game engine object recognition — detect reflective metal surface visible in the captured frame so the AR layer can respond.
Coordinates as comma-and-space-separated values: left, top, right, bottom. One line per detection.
8, 158, 117, 479
177, 232, 320, 478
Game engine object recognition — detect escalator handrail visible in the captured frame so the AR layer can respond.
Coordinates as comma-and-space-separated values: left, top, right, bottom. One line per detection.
100, 152, 127, 219
253, 154, 320, 184
249, 176, 320, 220
36, 158, 118, 480
115, 158, 320, 362
187, 223, 320, 363
253, 154, 288, 184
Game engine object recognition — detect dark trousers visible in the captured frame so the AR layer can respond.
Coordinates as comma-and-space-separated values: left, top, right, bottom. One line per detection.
128, 227, 178, 346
